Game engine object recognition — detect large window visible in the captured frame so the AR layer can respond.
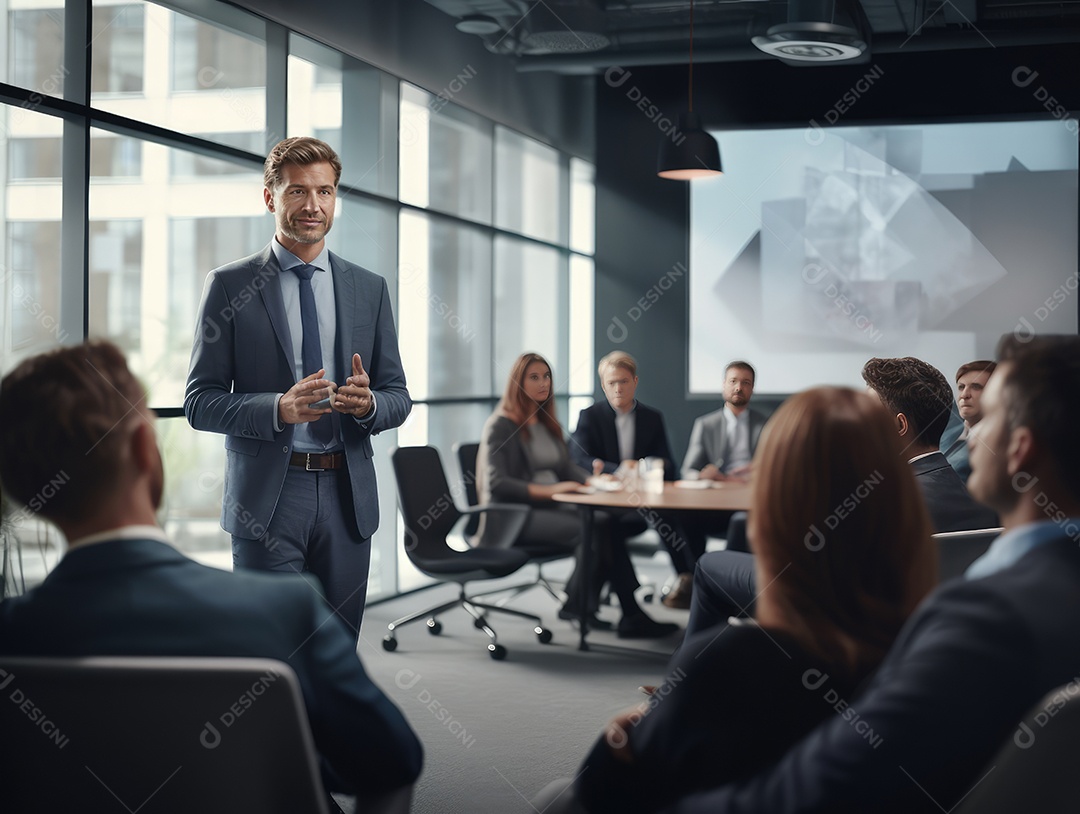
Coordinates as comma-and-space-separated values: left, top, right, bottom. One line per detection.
0, 0, 595, 602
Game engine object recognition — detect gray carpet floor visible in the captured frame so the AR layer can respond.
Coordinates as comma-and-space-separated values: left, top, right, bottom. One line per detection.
348, 555, 688, 814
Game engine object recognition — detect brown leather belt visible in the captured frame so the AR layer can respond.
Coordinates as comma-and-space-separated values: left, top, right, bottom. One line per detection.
289, 451, 345, 471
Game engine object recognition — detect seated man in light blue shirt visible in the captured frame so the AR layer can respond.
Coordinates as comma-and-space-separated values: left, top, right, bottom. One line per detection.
659, 333, 1080, 814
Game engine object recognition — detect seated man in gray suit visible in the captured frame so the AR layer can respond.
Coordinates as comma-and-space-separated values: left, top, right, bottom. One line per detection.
944, 360, 997, 482
673, 362, 766, 608
0, 341, 422, 807
689, 356, 998, 634
647, 335, 1080, 813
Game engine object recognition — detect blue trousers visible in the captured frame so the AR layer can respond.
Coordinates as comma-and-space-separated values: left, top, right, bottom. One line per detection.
232, 466, 371, 637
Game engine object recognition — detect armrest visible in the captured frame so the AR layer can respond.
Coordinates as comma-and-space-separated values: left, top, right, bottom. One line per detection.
462, 503, 531, 549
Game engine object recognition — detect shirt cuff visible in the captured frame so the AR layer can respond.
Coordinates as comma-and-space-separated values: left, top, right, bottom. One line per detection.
274, 393, 284, 433
354, 392, 377, 425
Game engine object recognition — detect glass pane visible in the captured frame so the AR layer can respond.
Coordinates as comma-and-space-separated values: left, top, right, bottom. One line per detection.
399, 82, 492, 223
495, 126, 566, 244
493, 236, 566, 392
569, 255, 594, 394
2, 107, 66, 375
6, 6, 66, 96
88, 132, 269, 408
398, 211, 493, 401
288, 43, 343, 158
570, 157, 595, 255
91, 2, 144, 94
91, 1, 267, 153
157, 416, 230, 569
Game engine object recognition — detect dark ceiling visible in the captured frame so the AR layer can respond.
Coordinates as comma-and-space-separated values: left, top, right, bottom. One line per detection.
420, 0, 1080, 72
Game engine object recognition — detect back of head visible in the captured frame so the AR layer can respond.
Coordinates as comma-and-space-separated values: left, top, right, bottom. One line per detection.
996, 334, 1080, 500
861, 356, 952, 448
751, 387, 936, 681
0, 341, 144, 525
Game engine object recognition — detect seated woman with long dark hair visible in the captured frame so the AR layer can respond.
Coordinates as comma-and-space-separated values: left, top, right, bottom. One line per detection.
476, 352, 677, 639
536, 386, 937, 811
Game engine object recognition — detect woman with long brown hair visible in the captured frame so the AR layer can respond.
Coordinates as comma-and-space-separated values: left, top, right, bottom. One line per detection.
476, 352, 677, 638
557, 386, 937, 811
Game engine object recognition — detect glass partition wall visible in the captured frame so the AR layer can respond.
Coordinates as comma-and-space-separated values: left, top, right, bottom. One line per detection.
0, 0, 594, 601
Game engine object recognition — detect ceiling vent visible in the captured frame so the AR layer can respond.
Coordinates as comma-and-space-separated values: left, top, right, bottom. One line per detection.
752, 0, 869, 62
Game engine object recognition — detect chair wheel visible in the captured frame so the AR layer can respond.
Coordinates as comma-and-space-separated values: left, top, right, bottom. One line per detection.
488, 644, 507, 660
642, 593, 655, 603
473, 616, 487, 630
426, 619, 443, 635
382, 636, 398, 652
536, 627, 553, 644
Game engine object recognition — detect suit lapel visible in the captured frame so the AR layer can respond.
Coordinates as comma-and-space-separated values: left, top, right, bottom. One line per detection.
600, 403, 620, 459
254, 244, 294, 371
330, 252, 356, 384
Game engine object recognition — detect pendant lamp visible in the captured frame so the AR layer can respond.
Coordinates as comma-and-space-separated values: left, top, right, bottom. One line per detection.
657, 0, 723, 180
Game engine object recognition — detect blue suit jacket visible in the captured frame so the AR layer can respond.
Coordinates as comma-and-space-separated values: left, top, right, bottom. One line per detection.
185, 244, 410, 539
665, 530, 1080, 814
570, 400, 677, 480
0, 538, 423, 794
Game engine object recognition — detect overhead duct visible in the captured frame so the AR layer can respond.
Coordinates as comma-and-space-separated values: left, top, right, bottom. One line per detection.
751, 0, 869, 62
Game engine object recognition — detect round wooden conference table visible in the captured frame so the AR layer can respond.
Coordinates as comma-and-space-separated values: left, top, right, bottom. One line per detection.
553, 481, 751, 651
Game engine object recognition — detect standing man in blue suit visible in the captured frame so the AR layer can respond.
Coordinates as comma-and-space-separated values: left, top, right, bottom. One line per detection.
0, 341, 422, 804
186, 137, 410, 636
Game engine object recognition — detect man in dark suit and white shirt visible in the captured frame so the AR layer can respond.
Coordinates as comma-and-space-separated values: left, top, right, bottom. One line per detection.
571, 352, 691, 604
0, 341, 422, 806
944, 360, 997, 482
185, 137, 410, 636
662, 334, 1080, 814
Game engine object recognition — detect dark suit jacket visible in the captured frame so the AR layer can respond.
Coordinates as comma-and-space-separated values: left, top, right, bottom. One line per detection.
570, 400, 677, 480
943, 433, 972, 483
665, 529, 1080, 814
0, 538, 422, 794
185, 244, 410, 539
911, 451, 998, 531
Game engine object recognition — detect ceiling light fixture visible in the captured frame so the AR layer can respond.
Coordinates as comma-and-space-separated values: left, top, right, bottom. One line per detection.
657, 0, 722, 180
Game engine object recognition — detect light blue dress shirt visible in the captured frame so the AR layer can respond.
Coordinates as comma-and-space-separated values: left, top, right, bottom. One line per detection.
966, 519, 1080, 579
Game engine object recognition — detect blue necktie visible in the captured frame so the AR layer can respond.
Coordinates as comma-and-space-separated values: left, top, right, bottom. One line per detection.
291, 264, 334, 446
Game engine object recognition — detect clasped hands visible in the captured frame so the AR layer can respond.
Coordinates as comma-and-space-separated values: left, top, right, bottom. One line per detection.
279, 353, 373, 424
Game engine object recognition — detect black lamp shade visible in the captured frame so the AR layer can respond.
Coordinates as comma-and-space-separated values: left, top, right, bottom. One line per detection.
658, 112, 722, 180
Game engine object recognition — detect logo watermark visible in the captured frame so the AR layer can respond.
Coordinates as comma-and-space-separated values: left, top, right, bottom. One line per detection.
804, 470, 883, 550
395, 669, 476, 748
805, 66, 886, 145
199, 669, 279, 749
803, 668, 882, 749
606, 262, 687, 343
0, 668, 70, 750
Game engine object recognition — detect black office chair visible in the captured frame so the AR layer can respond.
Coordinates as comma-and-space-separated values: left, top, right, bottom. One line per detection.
0, 656, 410, 814
385, 445, 554, 660
953, 681, 1080, 813
933, 527, 1003, 582
454, 440, 569, 608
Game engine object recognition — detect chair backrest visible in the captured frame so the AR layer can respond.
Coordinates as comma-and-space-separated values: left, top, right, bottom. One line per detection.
933, 527, 1003, 582
0, 656, 330, 814
455, 441, 482, 537
392, 445, 464, 544
954, 682, 1080, 813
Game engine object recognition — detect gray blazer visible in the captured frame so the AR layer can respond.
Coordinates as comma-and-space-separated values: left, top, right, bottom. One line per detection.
681, 406, 767, 479
475, 413, 587, 545
184, 243, 410, 539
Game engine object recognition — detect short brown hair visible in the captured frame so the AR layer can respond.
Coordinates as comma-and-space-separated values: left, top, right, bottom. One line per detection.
861, 357, 952, 447
0, 341, 147, 524
263, 137, 342, 192
724, 360, 755, 384
996, 334, 1080, 498
750, 387, 936, 683
598, 351, 637, 378
955, 360, 997, 382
